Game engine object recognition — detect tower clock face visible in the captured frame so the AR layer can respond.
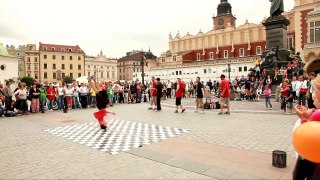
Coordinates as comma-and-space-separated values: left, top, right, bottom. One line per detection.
218, 18, 224, 25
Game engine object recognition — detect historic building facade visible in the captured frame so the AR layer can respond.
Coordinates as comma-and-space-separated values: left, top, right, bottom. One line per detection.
85, 51, 118, 81
144, 0, 320, 82
24, 44, 39, 81
0, 43, 19, 84
38, 43, 85, 83
6, 44, 26, 79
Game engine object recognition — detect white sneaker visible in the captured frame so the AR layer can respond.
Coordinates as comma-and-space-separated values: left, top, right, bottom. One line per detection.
194, 110, 199, 113
270, 108, 273, 110
199, 111, 205, 114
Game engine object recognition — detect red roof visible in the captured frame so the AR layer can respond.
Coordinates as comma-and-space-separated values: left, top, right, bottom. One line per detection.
39, 43, 85, 54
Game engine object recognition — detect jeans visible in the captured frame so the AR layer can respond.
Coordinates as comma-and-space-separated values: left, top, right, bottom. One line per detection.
136, 92, 141, 103
265, 97, 272, 108
47, 99, 54, 110
124, 92, 128, 103
167, 88, 172, 98
57, 96, 64, 110
280, 96, 286, 111
40, 98, 46, 112
73, 96, 80, 109
5, 96, 12, 111
20, 99, 28, 112
299, 93, 306, 106
80, 96, 87, 108
156, 95, 161, 110
287, 101, 293, 110
91, 96, 96, 107
114, 93, 119, 103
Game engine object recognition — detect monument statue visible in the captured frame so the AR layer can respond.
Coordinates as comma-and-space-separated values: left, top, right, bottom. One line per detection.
269, 0, 284, 17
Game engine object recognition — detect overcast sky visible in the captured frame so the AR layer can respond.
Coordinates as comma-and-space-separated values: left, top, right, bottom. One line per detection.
0, 0, 294, 58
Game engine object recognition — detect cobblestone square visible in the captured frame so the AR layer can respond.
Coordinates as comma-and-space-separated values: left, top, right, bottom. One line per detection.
0, 99, 298, 179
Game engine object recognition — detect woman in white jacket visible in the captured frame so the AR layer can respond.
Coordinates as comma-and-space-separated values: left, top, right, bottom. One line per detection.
295, 75, 308, 106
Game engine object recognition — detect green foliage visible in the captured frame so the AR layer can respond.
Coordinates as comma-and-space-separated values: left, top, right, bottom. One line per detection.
8, 79, 15, 83
62, 76, 73, 84
21, 76, 35, 87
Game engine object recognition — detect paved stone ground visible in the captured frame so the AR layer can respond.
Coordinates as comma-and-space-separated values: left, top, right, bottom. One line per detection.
0, 99, 297, 179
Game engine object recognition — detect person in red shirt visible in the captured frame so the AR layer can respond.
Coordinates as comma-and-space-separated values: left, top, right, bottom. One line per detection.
148, 77, 157, 110
46, 84, 56, 112
218, 74, 231, 115
175, 78, 186, 113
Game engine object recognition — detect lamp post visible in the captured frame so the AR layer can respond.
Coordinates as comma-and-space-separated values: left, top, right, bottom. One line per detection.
227, 64, 231, 80
134, 51, 148, 85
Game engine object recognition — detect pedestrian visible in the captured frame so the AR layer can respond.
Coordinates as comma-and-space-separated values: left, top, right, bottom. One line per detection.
39, 84, 47, 113
57, 83, 65, 111
218, 74, 231, 115
65, 84, 74, 110
286, 85, 294, 115
107, 82, 114, 106
46, 84, 56, 112
195, 77, 205, 114
29, 83, 40, 113
79, 83, 88, 109
72, 82, 81, 109
263, 85, 273, 110
3, 81, 13, 112
155, 78, 162, 112
175, 78, 186, 113
89, 77, 115, 130
14, 83, 29, 115
148, 77, 157, 110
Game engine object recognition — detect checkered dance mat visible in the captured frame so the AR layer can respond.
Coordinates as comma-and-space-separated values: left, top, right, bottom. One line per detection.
44, 119, 189, 155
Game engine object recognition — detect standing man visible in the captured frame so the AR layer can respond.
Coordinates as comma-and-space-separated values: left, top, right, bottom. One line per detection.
79, 83, 88, 109
175, 78, 186, 113
148, 76, 157, 110
195, 77, 205, 113
218, 74, 231, 115
3, 81, 12, 111
307, 72, 317, 109
167, 80, 172, 99
207, 79, 213, 92
155, 78, 163, 112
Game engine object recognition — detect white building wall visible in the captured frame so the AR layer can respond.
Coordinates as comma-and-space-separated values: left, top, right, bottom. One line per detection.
0, 55, 19, 84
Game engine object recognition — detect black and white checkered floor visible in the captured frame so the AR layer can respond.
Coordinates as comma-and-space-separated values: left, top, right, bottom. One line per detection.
44, 119, 189, 155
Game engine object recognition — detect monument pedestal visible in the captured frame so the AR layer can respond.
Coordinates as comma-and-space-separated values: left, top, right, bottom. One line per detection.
263, 16, 290, 50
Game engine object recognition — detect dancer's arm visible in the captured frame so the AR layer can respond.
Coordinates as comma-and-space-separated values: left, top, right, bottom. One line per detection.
89, 78, 100, 93
106, 109, 116, 115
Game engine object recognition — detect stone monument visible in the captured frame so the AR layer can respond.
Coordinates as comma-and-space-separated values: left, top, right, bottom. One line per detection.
261, 0, 291, 83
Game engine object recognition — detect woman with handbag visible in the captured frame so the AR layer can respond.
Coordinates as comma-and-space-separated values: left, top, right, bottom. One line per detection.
29, 83, 40, 113
297, 75, 308, 106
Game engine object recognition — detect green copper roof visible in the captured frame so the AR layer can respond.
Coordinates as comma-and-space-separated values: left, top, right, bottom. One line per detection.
0, 43, 9, 56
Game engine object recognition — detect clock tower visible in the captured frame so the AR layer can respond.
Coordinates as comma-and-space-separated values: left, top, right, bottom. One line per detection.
213, 0, 236, 30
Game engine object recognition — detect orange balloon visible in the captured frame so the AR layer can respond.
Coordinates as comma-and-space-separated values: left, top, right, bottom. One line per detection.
293, 121, 320, 163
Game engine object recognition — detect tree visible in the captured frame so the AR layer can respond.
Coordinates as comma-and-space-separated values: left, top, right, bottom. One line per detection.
62, 76, 73, 84
21, 76, 35, 87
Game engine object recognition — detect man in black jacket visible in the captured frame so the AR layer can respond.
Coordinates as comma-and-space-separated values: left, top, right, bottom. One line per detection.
155, 78, 163, 112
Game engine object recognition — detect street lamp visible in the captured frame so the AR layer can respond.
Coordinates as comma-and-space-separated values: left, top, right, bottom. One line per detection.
134, 51, 148, 85
227, 64, 231, 80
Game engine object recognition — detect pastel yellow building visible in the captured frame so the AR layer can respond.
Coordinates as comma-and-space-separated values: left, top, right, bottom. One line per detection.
39, 43, 85, 83
25, 44, 39, 81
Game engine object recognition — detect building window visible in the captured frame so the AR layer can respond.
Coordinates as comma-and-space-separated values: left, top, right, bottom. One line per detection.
69, 56, 72, 60
27, 73, 31, 77
244, 66, 248, 72
78, 56, 81, 60
0, 65, 5, 71
88, 72, 90, 77
62, 73, 65, 78
208, 68, 212, 73
44, 63, 47, 69
239, 67, 242, 72
53, 64, 56, 69
27, 57, 31, 62
107, 72, 109, 78
62, 56, 65, 60
61, 64, 65, 70
77, 49, 81, 53
112, 72, 115, 79
68, 48, 72, 52
204, 69, 207, 74
162, 57, 165, 62
43, 46, 47, 51
78, 73, 81, 78
61, 48, 65, 52
34, 64, 38, 70
239, 48, 244, 57
287, 37, 294, 49
87, 65, 90, 68
70, 64, 73, 70
173, 56, 177, 61
44, 55, 47, 59
197, 53, 201, 61
310, 21, 320, 43
256, 46, 262, 55
70, 73, 73, 79
53, 73, 56, 79
35, 73, 38, 80
224, 50, 228, 58
101, 72, 103, 78
51, 47, 55, 51
209, 52, 214, 60
44, 72, 47, 79
78, 65, 81, 70
179, 71, 182, 75
34, 57, 38, 62
119, 69, 121, 73
53, 55, 56, 59
27, 64, 31, 70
